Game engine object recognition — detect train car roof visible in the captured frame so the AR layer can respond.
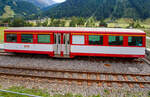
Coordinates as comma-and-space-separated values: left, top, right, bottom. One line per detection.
5, 27, 145, 34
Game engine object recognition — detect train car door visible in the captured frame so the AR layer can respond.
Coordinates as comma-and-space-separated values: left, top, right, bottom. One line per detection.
62, 33, 70, 57
54, 33, 70, 57
54, 33, 61, 56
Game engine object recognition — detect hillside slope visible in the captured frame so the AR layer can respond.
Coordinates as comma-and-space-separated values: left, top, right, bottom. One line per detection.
0, 0, 40, 18
42, 0, 150, 19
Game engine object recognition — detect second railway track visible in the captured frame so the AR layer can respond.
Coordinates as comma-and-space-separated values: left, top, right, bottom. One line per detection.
0, 66, 149, 88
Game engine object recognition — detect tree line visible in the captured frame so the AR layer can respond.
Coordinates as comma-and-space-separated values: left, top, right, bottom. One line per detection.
0, 16, 145, 29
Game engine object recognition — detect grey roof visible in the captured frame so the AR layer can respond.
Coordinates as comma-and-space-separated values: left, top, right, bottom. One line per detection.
6, 27, 145, 33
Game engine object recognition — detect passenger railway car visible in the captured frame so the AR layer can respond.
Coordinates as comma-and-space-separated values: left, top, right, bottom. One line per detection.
4, 27, 146, 58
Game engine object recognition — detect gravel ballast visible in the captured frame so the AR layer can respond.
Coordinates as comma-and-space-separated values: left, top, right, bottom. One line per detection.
0, 54, 149, 74
0, 76, 149, 97
0, 54, 149, 96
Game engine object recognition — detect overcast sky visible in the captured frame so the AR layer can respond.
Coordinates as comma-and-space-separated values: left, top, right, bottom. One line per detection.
37, 0, 66, 6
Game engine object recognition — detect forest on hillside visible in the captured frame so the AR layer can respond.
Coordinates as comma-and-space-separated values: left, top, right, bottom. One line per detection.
42, 0, 150, 20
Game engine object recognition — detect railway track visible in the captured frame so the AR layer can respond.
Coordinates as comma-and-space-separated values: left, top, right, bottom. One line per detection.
0, 66, 149, 88
0, 50, 13, 56
0, 50, 5, 53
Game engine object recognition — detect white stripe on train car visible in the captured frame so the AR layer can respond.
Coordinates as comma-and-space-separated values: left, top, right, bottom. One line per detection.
0, 44, 4, 49
71, 45, 145, 55
4, 43, 53, 51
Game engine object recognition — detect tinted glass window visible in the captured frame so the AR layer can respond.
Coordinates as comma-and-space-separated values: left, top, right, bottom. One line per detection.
21, 34, 33, 43
38, 35, 50, 43
89, 35, 103, 45
6, 34, 17, 42
109, 36, 123, 45
72, 35, 85, 44
128, 36, 143, 46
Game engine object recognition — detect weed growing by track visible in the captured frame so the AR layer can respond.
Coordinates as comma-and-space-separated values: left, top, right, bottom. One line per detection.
148, 91, 150, 97
0, 27, 7, 43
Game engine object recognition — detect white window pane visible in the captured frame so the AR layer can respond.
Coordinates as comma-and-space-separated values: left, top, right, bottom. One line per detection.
72, 35, 85, 44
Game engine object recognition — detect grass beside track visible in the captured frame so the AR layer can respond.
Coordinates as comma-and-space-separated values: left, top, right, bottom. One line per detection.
0, 86, 149, 97
0, 86, 50, 97
0, 27, 7, 44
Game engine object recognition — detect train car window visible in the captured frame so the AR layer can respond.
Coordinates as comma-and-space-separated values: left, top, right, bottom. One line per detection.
109, 36, 123, 45
128, 36, 143, 46
89, 35, 103, 45
38, 35, 50, 43
6, 34, 17, 42
72, 35, 85, 44
21, 34, 33, 43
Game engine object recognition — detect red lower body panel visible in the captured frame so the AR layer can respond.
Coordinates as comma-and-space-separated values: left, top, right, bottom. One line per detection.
5, 49, 54, 56
70, 52, 145, 58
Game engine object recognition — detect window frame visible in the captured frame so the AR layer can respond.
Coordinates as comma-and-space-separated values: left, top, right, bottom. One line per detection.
6, 33, 17, 43
108, 35, 124, 46
72, 35, 85, 45
88, 35, 103, 46
21, 34, 33, 43
37, 34, 51, 44
128, 36, 143, 47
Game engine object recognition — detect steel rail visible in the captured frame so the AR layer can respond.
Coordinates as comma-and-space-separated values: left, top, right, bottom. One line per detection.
0, 72, 149, 84
0, 51, 8, 53
0, 52, 14, 56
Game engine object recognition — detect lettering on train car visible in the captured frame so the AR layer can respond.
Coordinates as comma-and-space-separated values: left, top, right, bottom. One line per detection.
24, 45, 30, 48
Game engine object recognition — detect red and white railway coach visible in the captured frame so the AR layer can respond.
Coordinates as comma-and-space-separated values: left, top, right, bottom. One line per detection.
4, 27, 146, 58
